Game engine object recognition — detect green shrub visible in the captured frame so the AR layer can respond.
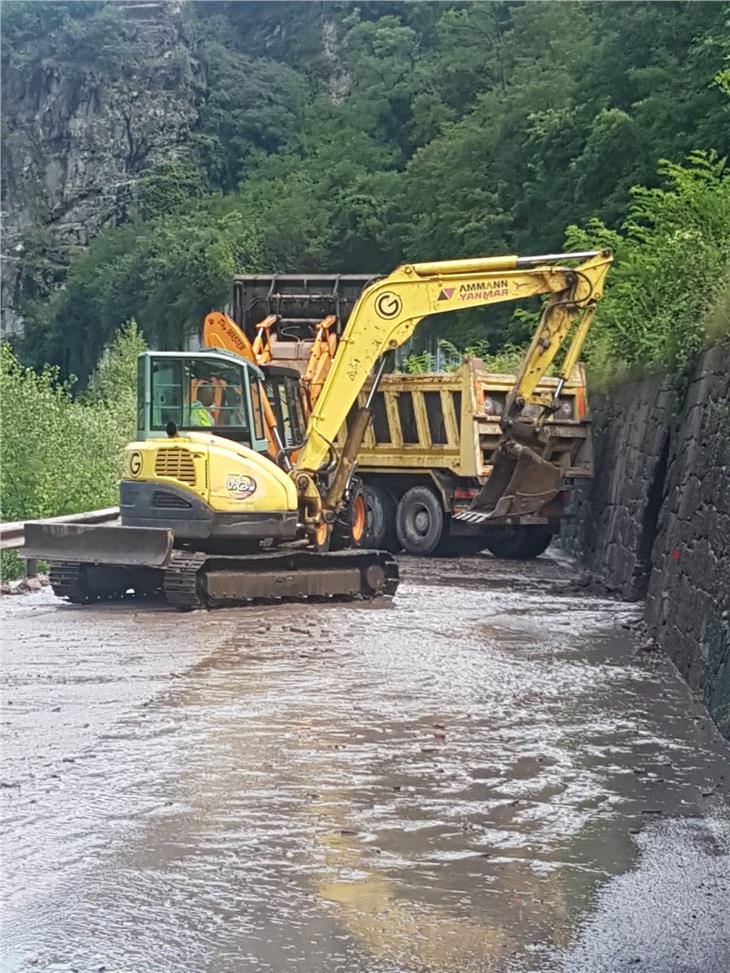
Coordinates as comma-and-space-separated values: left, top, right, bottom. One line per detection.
401, 351, 436, 374
566, 152, 730, 384
0, 324, 144, 579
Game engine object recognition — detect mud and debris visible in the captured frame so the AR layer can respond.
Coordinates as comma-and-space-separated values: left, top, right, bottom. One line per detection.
1, 573, 51, 596
1, 551, 729, 972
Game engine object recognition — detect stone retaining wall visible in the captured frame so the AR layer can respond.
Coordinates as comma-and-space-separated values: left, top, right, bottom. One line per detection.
562, 342, 730, 738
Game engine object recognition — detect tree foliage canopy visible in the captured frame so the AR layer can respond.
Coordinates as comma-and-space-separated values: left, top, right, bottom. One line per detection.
568, 152, 730, 382
6, 0, 730, 381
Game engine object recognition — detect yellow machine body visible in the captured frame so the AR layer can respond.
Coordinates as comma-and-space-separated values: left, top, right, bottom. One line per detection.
122, 433, 298, 513
119, 432, 300, 547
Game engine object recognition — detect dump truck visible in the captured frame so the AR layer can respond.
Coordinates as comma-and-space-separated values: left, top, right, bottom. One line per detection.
225, 271, 597, 559
339, 358, 592, 558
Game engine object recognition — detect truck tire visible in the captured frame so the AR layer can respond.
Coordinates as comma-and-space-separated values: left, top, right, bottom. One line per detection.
483, 525, 554, 560
434, 531, 486, 557
361, 482, 397, 551
396, 486, 444, 556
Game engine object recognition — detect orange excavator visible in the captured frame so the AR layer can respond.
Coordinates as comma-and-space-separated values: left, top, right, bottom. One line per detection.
204, 308, 338, 408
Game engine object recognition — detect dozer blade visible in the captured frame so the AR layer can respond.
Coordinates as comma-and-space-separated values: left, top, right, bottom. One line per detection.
23, 523, 174, 568
454, 442, 562, 524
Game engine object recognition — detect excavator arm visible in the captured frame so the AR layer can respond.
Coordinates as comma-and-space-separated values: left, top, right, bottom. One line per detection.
294, 249, 612, 526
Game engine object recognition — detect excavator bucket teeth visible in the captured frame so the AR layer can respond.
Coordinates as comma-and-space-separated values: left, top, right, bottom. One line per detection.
455, 443, 562, 524
23, 523, 174, 568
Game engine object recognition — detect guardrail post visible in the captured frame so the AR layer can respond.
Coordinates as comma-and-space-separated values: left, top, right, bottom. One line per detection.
25, 558, 38, 579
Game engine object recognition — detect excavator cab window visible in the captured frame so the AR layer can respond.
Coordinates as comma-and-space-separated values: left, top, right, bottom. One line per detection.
264, 368, 306, 448
138, 352, 268, 452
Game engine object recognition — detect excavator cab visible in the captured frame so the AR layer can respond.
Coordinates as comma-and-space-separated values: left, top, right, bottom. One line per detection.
137, 351, 269, 451
264, 365, 307, 450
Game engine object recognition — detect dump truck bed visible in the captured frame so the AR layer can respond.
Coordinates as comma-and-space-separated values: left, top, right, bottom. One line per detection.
338, 357, 592, 481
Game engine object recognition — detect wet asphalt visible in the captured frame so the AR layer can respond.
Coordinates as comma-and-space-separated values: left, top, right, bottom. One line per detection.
1, 551, 729, 973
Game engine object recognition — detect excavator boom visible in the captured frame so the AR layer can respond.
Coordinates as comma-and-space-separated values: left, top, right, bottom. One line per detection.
293, 250, 612, 526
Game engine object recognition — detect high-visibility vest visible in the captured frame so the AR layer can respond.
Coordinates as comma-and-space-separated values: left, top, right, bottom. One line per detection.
190, 401, 213, 427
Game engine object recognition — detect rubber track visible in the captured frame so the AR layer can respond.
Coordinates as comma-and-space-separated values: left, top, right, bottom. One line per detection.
48, 549, 399, 611
162, 551, 207, 610
189, 548, 400, 611
48, 561, 87, 603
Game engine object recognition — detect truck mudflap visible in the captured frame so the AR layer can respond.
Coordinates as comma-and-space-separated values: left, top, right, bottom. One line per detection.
454, 441, 562, 524
23, 523, 174, 568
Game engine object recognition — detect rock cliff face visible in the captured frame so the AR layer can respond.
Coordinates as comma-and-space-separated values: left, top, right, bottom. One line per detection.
1, 1, 200, 331
563, 343, 730, 739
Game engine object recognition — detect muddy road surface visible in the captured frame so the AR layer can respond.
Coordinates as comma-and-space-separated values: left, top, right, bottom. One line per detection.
2, 552, 729, 973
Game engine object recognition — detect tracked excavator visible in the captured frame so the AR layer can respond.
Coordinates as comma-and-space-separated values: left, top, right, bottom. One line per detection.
24, 250, 612, 609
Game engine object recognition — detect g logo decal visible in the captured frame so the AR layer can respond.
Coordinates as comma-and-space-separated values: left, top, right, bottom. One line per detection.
129, 451, 142, 478
375, 292, 402, 320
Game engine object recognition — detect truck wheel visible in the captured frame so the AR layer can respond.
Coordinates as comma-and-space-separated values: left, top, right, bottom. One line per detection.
434, 532, 486, 557
396, 486, 444, 556
361, 482, 397, 550
484, 526, 554, 560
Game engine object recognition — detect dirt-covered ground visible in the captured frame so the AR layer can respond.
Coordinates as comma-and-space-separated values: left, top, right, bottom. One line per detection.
2, 552, 729, 972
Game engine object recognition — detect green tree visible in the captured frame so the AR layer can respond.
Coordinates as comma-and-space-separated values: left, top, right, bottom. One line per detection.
20, 200, 262, 383
198, 42, 306, 191
84, 320, 146, 408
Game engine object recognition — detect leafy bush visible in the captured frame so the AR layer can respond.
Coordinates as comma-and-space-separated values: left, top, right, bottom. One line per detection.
566, 152, 730, 384
401, 350, 436, 375
438, 338, 528, 374
402, 339, 528, 375
0, 324, 145, 578
137, 162, 209, 221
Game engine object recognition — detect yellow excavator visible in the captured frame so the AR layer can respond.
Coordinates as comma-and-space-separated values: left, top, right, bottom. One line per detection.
24, 249, 612, 608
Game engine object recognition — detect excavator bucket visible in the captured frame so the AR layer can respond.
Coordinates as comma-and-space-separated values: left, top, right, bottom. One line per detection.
23, 523, 174, 568
456, 442, 562, 524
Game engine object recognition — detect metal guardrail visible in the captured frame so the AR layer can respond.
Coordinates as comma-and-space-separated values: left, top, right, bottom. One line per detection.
0, 507, 120, 577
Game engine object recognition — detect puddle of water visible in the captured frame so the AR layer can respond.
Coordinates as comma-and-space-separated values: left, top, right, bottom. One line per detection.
1, 557, 729, 972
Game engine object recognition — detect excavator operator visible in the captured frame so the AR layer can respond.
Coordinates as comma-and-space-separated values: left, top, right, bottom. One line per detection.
190, 383, 216, 427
